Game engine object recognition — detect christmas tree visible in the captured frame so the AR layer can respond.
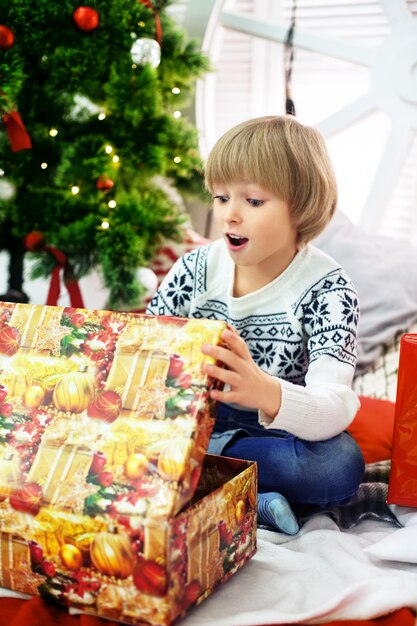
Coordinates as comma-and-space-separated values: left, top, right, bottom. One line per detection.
0, 0, 209, 308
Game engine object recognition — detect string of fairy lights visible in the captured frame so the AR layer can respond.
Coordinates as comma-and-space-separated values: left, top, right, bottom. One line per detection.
0, 10, 186, 234
40, 90, 184, 232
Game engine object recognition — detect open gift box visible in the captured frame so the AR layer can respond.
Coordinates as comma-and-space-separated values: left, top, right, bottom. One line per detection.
0, 303, 257, 626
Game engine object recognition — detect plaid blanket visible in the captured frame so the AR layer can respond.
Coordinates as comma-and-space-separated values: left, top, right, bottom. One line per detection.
301, 459, 402, 530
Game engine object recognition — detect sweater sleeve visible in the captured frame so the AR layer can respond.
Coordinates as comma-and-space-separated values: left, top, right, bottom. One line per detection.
259, 357, 360, 440
259, 266, 360, 441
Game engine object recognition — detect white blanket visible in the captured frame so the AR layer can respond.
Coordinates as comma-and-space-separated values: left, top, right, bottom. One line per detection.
2, 510, 417, 625
181, 510, 417, 626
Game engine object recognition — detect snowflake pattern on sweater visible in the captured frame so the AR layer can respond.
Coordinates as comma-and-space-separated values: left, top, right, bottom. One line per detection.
147, 240, 359, 388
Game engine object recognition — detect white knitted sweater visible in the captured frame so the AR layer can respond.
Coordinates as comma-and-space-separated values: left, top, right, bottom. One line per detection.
147, 239, 360, 441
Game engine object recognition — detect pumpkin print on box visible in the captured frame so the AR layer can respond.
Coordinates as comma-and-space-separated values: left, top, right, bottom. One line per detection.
90, 529, 136, 579
53, 367, 95, 413
157, 438, 193, 482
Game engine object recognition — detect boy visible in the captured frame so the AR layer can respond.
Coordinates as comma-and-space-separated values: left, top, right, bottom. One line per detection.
147, 115, 364, 534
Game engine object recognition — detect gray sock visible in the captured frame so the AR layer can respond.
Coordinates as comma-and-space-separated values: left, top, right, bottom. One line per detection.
257, 492, 299, 535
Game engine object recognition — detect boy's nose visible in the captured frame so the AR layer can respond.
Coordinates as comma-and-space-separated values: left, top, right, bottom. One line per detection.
224, 201, 242, 223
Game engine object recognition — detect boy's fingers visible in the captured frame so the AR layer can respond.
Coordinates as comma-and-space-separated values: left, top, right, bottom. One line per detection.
202, 335, 249, 364
210, 388, 232, 402
204, 363, 239, 386
201, 344, 238, 368
221, 329, 250, 358
210, 388, 249, 405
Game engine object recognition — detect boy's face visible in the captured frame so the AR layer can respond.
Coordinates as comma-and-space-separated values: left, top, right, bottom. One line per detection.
212, 182, 298, 290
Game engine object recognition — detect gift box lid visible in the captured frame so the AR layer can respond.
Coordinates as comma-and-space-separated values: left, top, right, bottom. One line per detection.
0, 302, 227, 521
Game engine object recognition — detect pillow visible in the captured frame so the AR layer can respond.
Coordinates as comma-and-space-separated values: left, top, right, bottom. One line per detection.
364, 524, 417, 562
347, 396, 395, 464
352, 320, 417, 402
313, 211, 417, 375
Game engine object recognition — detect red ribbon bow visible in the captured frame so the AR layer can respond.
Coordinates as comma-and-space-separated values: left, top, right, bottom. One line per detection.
24, 231, 84, 308
2, 110, 32, 152
46, 244, 85, 308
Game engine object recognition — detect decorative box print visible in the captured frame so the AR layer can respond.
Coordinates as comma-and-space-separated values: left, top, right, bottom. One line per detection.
0, 532, 29, 588
0, 302, 257, 625
27, 443, 93, 506
105, 348, 170, 412
0, 532, 46, 595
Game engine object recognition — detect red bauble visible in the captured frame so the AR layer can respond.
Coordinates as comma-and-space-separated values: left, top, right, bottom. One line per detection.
0, 25, 15, 50
133, 556, 167, 597
73, 6, 100, 32
87, 390, 122, 423
96, 176, 114, 192
24, 230, 46, 252
0, 325, 21, 356
9, 483, 43, 516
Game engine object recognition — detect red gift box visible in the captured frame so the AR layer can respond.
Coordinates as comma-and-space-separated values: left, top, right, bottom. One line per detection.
387, 333, 417, 506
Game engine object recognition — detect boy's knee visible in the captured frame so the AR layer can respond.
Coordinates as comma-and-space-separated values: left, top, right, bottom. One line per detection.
322, 435, 365, 505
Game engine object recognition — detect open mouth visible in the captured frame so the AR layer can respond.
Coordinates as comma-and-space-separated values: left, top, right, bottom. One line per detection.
226, 234, 249, 248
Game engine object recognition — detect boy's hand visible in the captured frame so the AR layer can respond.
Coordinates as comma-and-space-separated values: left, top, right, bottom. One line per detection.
201, 329, 282, 419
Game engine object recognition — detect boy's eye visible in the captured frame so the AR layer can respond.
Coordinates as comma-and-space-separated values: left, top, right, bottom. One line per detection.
248, 198, 263, 207
213, 195, 228, 203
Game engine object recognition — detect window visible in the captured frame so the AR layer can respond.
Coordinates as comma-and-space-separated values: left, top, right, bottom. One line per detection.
183, 0, 417, 241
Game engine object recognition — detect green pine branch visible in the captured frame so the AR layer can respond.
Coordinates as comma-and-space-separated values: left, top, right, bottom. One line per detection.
0, 0, 210, 308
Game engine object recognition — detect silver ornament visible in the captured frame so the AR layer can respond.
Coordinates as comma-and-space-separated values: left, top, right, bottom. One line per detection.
0, 178, 16, 201
130, 37, 161, 68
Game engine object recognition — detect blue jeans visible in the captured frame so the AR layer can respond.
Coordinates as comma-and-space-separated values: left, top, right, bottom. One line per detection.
208, 402, 365, 508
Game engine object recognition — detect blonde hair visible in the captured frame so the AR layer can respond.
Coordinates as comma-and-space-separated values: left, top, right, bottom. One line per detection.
204, 115, 337, 242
